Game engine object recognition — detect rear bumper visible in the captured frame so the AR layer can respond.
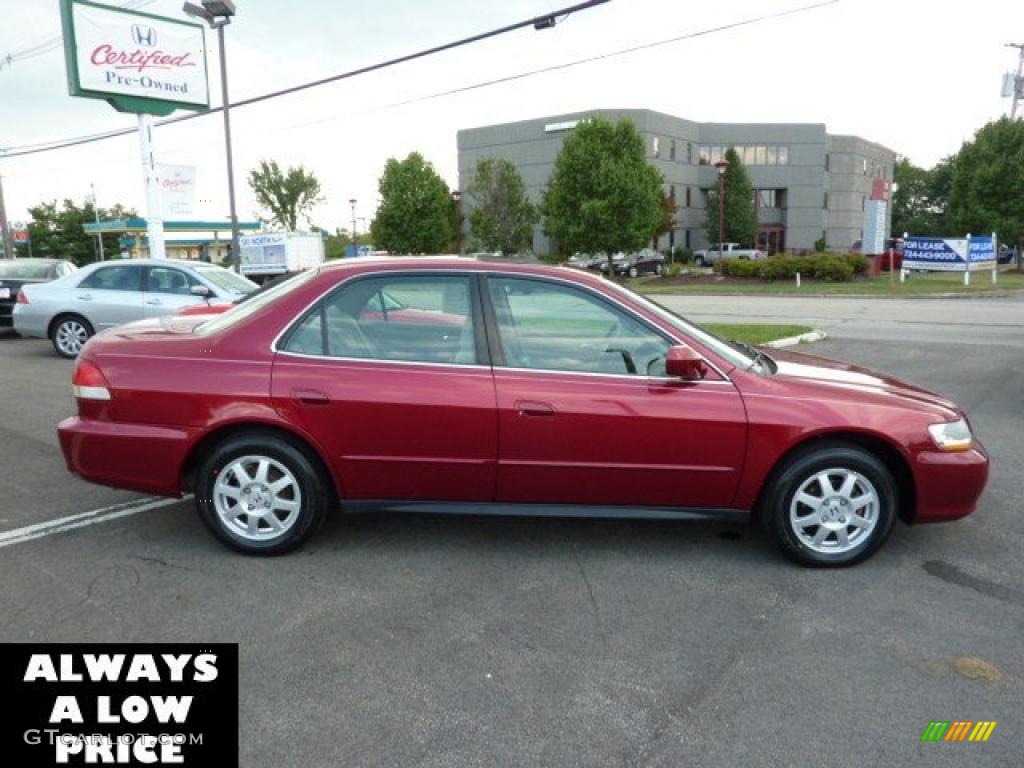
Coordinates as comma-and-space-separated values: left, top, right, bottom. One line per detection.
58, 416, 192, 497
911, 442, 989, 523
12, 308, 48, 338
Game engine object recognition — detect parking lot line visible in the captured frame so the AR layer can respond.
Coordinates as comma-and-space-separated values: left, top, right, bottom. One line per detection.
0, 496, 187, 549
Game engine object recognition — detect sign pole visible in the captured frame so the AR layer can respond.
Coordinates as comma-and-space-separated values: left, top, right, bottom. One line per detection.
0, 174, 14, 259
992, 232, 998, 285
137, 114, 166, 259
964, 233, 971, 287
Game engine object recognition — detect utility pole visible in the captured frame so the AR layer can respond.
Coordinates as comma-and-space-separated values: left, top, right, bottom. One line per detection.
90, 183, 105, 261
1008, 43, 1024, 119
0, 173, 13, 259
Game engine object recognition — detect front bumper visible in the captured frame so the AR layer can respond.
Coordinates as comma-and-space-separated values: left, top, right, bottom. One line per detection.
58, 416, 193, 497
911, 440, 990, 523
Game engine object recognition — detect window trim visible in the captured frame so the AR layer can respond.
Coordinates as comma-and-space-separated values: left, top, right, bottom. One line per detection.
143, 265, 199, 295
275, 271, 490, 368
272, 269, 733, 383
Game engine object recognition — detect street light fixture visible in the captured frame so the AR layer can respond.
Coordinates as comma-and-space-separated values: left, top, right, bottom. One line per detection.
183, 0, 241, 269
714, 159, 728, 256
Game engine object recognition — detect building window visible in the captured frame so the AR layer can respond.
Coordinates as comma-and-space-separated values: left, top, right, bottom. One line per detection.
685, 186, 692, 207
766, 146, 777, 166
755, 189, 778, 208
862, 158, 868, 174
778, 146, 789, 165
825, 153, 830, 172
652, 136, 660, 158
698, 146, 709, 165
669, 139, 677, 161
685, 229, 692, 249
823, 192, 829, 210
687, 142, 693, 164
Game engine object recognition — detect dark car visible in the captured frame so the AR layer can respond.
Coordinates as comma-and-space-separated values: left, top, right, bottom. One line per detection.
59, 258, 988, 567
997, 245, 1017, 265
599, 250, 666, 277
0, 258, 77, 330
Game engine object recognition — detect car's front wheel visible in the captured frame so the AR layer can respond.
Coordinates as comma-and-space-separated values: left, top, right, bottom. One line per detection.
196, 433, 331, 554
763, 443, 897, 567
695, 255, 706, 267
628, 266, 639, 278
51, 315, 93, 358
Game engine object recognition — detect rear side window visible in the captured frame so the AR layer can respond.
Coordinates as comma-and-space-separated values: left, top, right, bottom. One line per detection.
78, 265, 141, 291
281, 274, 478, 365
147, 266, 198, 295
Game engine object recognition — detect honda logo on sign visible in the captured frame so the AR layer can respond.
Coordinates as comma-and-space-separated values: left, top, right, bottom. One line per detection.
131, 24, 156, 47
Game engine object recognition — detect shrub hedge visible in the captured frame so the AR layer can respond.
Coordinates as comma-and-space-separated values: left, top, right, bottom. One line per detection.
719, 253, 866, 282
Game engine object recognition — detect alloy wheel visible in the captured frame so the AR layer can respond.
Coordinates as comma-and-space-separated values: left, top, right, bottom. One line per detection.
56, 320, 89, 357
788, 468, 879, 554
213, 455, 303, 541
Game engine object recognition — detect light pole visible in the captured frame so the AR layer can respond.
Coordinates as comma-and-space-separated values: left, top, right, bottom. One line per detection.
1006, 43, 1024, 119
88, 183, 105, 261
0, 173, 13, 260
183, 1, 241, 269
349, 199, 357, 257
451, 190, 462, 254
714, 160, 728, 254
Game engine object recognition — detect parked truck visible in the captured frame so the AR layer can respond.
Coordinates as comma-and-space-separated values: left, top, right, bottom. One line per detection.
239, 232, 325, 283
692, 242, 764, 267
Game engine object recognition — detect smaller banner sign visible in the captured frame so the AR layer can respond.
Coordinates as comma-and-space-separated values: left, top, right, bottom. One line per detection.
12, 229, 30, 245
157, 164, 197, 220
903, 236, 997, 272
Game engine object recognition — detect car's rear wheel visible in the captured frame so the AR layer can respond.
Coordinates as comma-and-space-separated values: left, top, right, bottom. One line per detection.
195, 433, 331, 554
695, 255, 706, 267
51, 315, 93, 358
763, 443, 897, 567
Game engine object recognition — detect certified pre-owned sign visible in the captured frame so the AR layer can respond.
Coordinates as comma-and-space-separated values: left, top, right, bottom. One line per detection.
60, 0, 209, 115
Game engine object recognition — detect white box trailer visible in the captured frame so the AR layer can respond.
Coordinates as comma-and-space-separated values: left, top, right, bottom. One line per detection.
239, 232, 324, 281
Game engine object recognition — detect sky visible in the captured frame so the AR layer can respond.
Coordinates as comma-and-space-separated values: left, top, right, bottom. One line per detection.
0, 0, 1021, 232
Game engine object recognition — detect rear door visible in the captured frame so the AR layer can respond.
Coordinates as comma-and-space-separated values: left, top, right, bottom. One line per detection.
271, 271, 498, 501
73, 263, 146, 329
143, 265, 207, 317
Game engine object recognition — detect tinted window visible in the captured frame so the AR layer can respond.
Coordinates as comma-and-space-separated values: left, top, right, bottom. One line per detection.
0, 261, 54, 279
283, 275, 477, 365
487, 277, 670, 376
148, 266, 198, 295
78, 265, 142, 291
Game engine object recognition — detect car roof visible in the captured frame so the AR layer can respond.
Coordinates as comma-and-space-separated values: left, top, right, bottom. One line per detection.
3, 257, 60, 264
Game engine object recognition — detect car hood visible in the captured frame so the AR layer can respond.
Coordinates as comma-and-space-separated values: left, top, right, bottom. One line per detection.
764, 347, 960, 418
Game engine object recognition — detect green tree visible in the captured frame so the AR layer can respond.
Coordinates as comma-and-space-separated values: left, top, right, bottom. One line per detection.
891, 156, 950, 236
466, 157, 538, 254
247, 160, 323, 231
542, 117, 662, 275
25, 198, 136, 265
654, 186, 677, 250
948, 117, 1024, 252
705, 148, 756, 246
371, 153, 454, 254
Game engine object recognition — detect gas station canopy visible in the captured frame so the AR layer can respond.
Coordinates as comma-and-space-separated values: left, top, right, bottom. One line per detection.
83, 218, 262, 235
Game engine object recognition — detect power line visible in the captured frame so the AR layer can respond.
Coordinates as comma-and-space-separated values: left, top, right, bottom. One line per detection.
1, 0, 840, 160
2, 0, 611, 157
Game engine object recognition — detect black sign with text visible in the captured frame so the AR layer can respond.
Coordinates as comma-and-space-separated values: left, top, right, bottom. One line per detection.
1, 643, 238, 766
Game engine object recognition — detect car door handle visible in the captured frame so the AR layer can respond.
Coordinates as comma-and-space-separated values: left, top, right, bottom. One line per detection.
516, 400, 555, 417
292, 388, 330, 406
77, 293, 93, 301
145, 298, 162, 305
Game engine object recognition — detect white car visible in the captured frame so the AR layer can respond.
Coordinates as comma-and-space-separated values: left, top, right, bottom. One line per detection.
14, 258, 258, 358
692, 242, 765, 267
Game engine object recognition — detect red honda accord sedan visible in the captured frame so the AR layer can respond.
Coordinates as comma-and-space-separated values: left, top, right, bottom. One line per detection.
58, 258, 988, 566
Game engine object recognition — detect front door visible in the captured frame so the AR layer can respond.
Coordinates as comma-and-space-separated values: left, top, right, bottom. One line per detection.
143, 265, 208, 317
271, 272, 497, 501
483, 275, 746, 509
73, 263, 146, 330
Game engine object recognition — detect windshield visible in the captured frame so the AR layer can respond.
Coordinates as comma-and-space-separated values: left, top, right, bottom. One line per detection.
192, 264, 259, 295
0, 261, 53, 279
603, 281, 768, 373
196, 269, 319, 336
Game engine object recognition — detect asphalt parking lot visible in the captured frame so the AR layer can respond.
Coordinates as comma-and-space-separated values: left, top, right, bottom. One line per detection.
1, 296, 1021, 768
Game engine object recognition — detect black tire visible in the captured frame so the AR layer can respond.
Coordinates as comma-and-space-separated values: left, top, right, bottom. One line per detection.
50, 314, 93, 359
762, 443, 897, 567
195, 432, 332, 555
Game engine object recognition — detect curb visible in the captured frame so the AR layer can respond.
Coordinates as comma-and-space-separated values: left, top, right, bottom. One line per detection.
764, 330, 828, 348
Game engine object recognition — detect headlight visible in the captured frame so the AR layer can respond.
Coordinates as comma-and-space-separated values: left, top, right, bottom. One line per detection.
928, 418, 973, 452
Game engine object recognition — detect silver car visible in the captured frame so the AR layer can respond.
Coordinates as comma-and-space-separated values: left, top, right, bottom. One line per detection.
14, 258, 258, 358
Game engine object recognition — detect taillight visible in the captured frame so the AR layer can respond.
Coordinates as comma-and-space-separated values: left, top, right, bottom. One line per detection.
72, 359, 112, 401
16, 290, 29, 304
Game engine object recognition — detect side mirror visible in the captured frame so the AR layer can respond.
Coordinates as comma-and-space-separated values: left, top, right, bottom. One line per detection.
190, 284, 213, 299
665, 345, 708, 380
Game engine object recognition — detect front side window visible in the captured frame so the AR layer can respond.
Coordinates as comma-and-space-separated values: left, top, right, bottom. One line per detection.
78, 265, 141, 291
487, 277, 671, 377
147, 267, 198, 295
282, 275, 478, 365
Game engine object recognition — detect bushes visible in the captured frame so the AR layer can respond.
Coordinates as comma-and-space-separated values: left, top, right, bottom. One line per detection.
719, 253, 862, 282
